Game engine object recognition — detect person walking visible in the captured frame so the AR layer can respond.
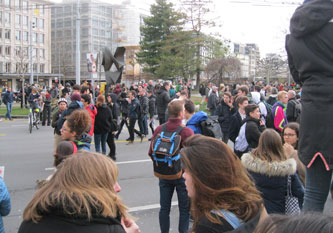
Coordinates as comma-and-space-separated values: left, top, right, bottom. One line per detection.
3, 87, 14, 121
126, 91, 144, 145
216, 92, 236, 143
94, 95, 112, 155
106, 94, 117, 160
115, 87, 129, 139
42, 89, 52, 126
148, 100, 194, 233
147, 90, 156, 140
156, 82, 171, 125
207, 86, 219, 116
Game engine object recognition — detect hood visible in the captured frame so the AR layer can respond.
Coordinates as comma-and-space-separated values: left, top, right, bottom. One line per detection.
69, 100, 83, 109
74, 133, 92, 151
241, 153, 297, 177
251, 92, 261, 104
157, 87, 167, 95
187, 111, 208, 125
290, 0, 333, 38
243, 116, 260, 124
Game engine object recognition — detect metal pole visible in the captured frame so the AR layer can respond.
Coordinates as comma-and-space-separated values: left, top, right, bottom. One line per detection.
29, 22, 33, 84
75, 0, 81, 84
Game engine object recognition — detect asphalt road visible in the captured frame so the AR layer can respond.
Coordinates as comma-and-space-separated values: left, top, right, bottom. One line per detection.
1, 119, 333, 233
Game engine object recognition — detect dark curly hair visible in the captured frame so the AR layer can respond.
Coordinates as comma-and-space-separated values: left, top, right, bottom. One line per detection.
65, 109, 91, 139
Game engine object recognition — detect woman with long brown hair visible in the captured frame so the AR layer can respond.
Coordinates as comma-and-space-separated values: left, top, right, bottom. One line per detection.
18, 151, 140, 233
241, 129, 304, 214
180, 135, 267, 233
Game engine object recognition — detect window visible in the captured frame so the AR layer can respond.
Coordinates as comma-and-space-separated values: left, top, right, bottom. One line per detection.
15, 30, 21, 40
51, 21, 55, 29
15, 0, 20, 9
92, 19, 98, 27
81, 18, 89, 25
0, 29, 2, 39
5, 46, 11, 55
32, 32, 37, 42
23, 31, 28, 41
39, 48, 45, 58
0, 12, 2, 23
5, 12, 11, 24
92, 28, 98, 36
38, 5, 44, 16
64, 6, 71, 14
15, 46, 21, 56
0, 46, 2, 55
23, 15, 28, 26
5, 29, 11, 39
0, 62, 2, 72
15, 14, 21, 25
33, 63, 37, 72
32, 48, 37, 57
99, 29, 105, 37
56, 30, 63, 38
23, 47, 28, 56
39, 34, 44, 44
106, 31, 111, 38
81, 28, 88, 36
56, 19, 63, 28
64, 29, 71, 37
40, 64, 45, 73
39, 19, 44, 29
99, 20, 105, 28
5, 0, 11, 7
5, 63, 11, 73
23, 1, 28, 11
32, 17, 38, 28
64, 18, 71, 27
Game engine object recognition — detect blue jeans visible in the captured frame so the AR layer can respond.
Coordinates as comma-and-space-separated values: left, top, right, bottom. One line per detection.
5, 102, 13, 120
303, 159, 332, 212
159, 178, 190, 233
138, 114, 148, 135
94, 133, 109, 154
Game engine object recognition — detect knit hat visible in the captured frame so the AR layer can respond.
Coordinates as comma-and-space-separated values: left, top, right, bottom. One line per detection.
58, 98, 68, 105
71, 93, 81, 102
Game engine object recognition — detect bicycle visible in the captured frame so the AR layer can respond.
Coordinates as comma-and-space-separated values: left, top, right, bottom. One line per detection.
28, 107, 40, 133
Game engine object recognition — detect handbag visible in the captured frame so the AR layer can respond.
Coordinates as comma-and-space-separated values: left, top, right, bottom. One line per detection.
285, 175, 301, 215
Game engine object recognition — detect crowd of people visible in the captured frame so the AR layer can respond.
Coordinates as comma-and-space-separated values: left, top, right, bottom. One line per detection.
0, 0, 333, 232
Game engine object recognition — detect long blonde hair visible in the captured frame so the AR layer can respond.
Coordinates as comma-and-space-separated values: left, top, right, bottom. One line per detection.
23, 151, 129, 222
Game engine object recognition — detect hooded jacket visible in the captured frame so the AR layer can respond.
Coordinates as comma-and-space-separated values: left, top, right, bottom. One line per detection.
85, 104, 97, 136
243, 117, 266, 149
94, 103, 113, 134
272, 101, 287, 132
216, 101, 236, 133
18, 204, 126, 233
286, 0, 333, 168
186, 111, 208, 134
241, 153, 304, 214
73, 133, 92, 151
155, 87, 170, 116
57, 100, 84, 130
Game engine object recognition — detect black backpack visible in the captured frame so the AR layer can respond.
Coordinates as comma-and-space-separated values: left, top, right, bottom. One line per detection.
265, 109, 275, 129
151, 124, 183, 180
291, 99, 302, 123
199, 116, 223, 140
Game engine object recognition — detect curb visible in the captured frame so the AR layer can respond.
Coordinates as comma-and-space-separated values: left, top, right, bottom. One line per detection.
0, 115, 28, 119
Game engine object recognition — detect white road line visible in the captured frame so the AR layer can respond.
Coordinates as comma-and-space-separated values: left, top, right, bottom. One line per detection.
128, 201, 178, 213
45, 159, 151, 171
116, 159, 151, 165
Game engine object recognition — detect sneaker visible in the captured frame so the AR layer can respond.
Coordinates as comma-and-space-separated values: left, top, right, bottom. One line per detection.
148, 138, 152, 141
126, 137, 131, 141
109, 155, 116, 161
126, 141, 134, 145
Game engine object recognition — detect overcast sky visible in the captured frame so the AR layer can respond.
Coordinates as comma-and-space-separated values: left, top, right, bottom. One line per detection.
51, 0, 303, 57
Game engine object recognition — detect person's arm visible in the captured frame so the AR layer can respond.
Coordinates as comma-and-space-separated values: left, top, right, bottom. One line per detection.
291, 173, 305, 209
51, 111, 59, 128
163, 92, 170, 104
0, 179, 11, 217
286, 101, 295, 122
216, 105, 225, 123
228, 115, 238, 143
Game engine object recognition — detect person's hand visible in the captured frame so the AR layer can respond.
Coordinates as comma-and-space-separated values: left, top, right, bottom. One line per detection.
283, 143, 296, 158
126, 117, 129, 121
121, 218, 140, 233
259, 120, 265, 126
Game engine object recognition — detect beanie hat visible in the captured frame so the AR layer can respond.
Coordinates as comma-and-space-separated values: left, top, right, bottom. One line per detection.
58, 98, 68, 105
71, 93, 81, 102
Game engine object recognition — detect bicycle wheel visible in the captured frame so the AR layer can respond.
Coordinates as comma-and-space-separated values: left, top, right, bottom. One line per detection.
29, 112, 33, 133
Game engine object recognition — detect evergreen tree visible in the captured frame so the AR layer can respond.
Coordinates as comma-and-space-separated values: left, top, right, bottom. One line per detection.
137, 0, 184, 79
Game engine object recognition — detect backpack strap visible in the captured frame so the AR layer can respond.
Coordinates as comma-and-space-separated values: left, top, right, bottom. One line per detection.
211, 209, 243, 229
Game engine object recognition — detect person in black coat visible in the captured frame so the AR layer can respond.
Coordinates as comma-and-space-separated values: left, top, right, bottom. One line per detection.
229, 96, 249, 143
115, 88, 129, 139
94, 95, 112, 155
244, 104, 266, 150
206, 86, 219, 116
126, 91, 143, 144
155, 82, 171, 125
18, 152, 140, 233
216, 92, 236, 143
147, 90, 156, 138
285, 0, 333, 212
106, 94, 117, 160
241, 129, 304, 214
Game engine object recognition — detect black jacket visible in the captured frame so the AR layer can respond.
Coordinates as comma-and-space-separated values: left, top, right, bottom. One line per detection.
119, 92, 128, 115
18, 211, 125, 233
155, 87, 170, 116
286, 97, 298, 122
207, 92, 219, 110
148, 95, 156, 118
138, 94, 149, 116
229, 111, 242, 143
242, 153, 304, 214
286, 0, 333, 168
216, 101, 236, 133
244, 117, 266, 149
94, 103, 113, 134
128, 98, 140, 119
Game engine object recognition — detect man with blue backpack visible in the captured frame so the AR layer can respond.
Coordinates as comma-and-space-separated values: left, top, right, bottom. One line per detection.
149, 99, 194, 233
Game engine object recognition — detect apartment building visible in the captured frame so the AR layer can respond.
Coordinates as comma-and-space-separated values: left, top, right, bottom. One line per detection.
0, 0, 54, 91
51, 0, 142, 82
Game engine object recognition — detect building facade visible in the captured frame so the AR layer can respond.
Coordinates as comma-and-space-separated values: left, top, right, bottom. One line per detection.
0, 0, 53, 91
51, 0, 142, 83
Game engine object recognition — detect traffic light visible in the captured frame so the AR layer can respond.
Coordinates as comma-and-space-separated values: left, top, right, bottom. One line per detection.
32, 21, 36, 29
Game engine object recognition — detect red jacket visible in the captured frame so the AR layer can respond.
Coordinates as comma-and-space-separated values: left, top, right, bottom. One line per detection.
148, 118, 194, 159
85, 104, 97, 136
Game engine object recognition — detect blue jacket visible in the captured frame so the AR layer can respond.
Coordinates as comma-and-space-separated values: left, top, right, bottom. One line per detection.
241, 153, 304, 214
128, 98, 140, 119
0, 178, 11, 233
186, 111, 208, 134
2, 91, 13, 104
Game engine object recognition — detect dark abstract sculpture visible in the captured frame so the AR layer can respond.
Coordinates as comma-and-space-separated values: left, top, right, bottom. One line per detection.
102, 47, 126, 94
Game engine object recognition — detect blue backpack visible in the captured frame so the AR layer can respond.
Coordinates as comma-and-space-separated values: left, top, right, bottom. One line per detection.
151, 124, 183, 180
